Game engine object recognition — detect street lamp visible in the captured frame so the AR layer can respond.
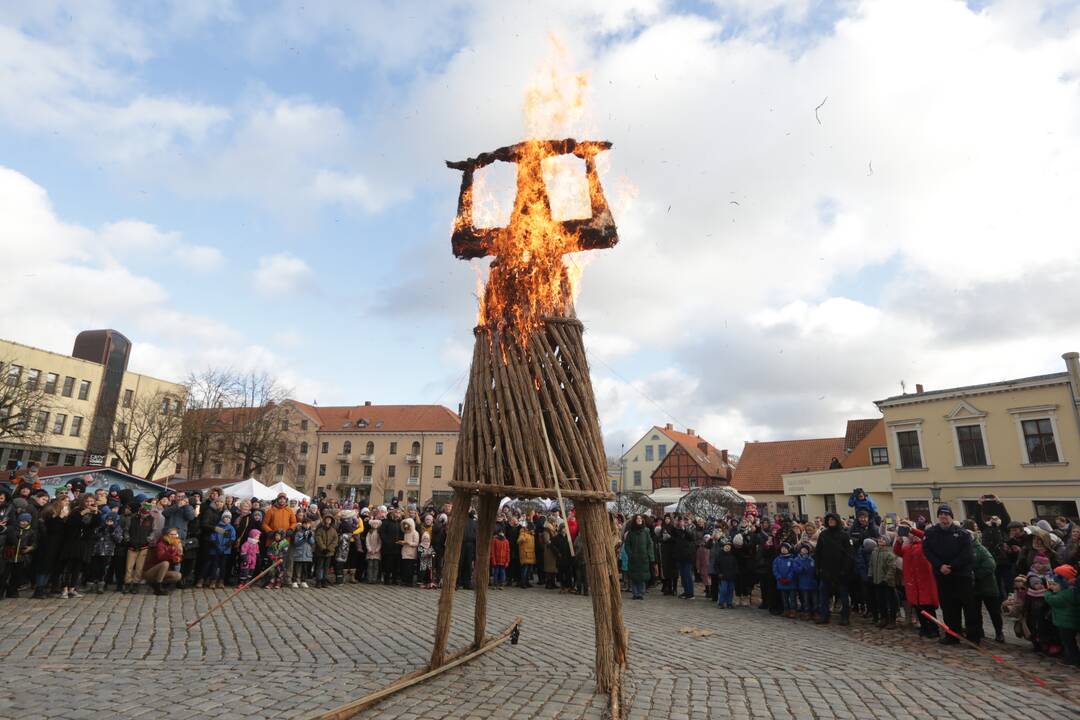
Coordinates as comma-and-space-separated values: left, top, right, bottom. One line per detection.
930, 481, 941, 505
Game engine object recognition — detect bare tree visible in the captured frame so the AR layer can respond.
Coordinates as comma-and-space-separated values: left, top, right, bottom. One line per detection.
180, 368, 238, 480
0, 358, 56, 448
111, 391, 185, 481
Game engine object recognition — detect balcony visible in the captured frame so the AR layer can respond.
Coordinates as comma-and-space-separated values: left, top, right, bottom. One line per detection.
406, 453, 421, 464
336, 453, 351, 463
359, 476, 373, 485
358, 453, 375, 463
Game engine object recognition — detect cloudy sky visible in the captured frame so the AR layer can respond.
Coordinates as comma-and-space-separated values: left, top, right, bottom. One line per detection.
2, 0, 1079, 457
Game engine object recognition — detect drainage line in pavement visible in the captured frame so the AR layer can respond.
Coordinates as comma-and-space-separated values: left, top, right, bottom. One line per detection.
920, 611, 1076, 707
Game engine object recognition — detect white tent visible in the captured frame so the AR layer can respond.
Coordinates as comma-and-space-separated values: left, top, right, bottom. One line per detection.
266, 481, 310, 502
220, 478, 277, 501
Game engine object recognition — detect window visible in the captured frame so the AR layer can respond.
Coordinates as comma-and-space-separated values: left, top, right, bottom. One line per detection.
658, 444, 667, 459
216, 438, 225, 452
34, 411, 49, 433
5, 449, 24, 471
897, 430, 923, 469
383, 490, 396, 504
52, 414, 67, 434
47, 452, 60, 466
870, 447, 889, 465
1022, 419, 1059, 464
63, 454, 76, 467
411, 441, 421, 455
234, 462, 243, 475
45, 372, 58, 394
275, 463, 285, 477
300, 419, 308, 431
161, 396, 170, 413
389, 441, 398, 454
365, 441, 374, 454
363, 464, 373, 479
661, 478, 670, 488
123, 389, 133, 408
775, 502, 791, 515
905, 500, 931, 521
319, 464, 327, 477
6, 365, 21, 386
388, 465, 396, 478
343, 441, 352, 454
173, 399, 182, 417
213, 462, 223, 476
78, 380, 91, 400
409, 465, 419, 483
62, 376, 75, 397
300, 441, 308, 455
823, 495, 837, 514
280, 419, 289, 431
433, 465, 442, 478
321, 442, 329, 454
297, 464, 306, 477
116, 421, 127, 441
633, 470, 642, 487
340, 463, 350, 479
956, 425, 988, 466
435, 441, 444, 455
110, 457, 120, 469
645, 445, 654, 461
1033, 500, 1078, 522
25, 368, 40, 390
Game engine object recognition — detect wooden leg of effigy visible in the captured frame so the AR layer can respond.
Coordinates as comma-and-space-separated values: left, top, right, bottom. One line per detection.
431, 488, 471, 667
472, 494, 499, 648
578, 500, 625, 696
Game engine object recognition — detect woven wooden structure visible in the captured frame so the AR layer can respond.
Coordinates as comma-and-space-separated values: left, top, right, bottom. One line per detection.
431, 138, 629, 716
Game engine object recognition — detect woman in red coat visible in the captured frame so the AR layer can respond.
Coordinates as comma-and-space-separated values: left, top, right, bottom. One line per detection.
142, 527, 183, 596
894, 526, 940, 638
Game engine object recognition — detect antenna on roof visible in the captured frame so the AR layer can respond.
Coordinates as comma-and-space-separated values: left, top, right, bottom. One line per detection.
899, 380, 906, 395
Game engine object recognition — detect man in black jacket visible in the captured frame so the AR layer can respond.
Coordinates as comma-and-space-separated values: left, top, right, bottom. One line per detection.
922, 504, 978, 645
814, 513, 853, 625
672, 516, 697, 599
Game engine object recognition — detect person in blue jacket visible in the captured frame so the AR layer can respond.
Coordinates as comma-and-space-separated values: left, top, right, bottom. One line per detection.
772, 542, 799, 617
794, 542, 817, 619
848, 488, 878, 519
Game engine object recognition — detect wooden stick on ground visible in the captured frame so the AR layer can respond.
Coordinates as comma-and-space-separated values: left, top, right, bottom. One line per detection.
310, 617, 523, 720
185, 559, 282, 629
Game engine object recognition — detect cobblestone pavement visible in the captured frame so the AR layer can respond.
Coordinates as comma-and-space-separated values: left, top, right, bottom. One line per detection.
1, 583, 1077, 720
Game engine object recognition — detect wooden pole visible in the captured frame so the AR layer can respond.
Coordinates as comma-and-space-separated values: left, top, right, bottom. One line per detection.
472, 493, 499, 648
430, 488, 471, 667
311, 618, 523, 720
541, 421, 575, 557
185, 559, 282, 629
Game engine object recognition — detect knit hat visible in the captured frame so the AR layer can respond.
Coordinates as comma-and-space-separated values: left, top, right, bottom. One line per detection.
862, 538, 877, 552
1053, 565, 1077, 582
780, 542, 792, 553
936, 504, 953, 518
104, 512, 119, 524
733, 533, 744, 548
16, 512, 31, 524
1036, 519, 1053, 533
220, 511, 232, 523
248, 529, 261, 540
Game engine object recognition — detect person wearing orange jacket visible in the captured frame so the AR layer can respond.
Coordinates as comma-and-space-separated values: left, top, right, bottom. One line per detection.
262, 493, 297, 545
490, 529, 511, 589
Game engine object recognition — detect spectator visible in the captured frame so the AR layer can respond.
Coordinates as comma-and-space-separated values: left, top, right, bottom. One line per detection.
142, 527, 182, 596
314, 514, 338, 589
814, 513, 853, 625
922, 505, 978, 646
623, 514, 654, 601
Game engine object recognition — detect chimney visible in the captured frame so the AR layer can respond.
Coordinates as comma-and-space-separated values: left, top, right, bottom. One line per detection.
721, 449, 731, 481
457, 403, 463, 416
664, 423, 673, 430
1064, 353, 1080, 404
364, 400, 372, 406
686, 428, 695, 436
915, 384, 924, 394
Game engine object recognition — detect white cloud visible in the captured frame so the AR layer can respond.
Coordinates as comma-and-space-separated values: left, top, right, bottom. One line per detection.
253, 253, 316, 295
100, 220, 225, 272
312, 169, 400, 213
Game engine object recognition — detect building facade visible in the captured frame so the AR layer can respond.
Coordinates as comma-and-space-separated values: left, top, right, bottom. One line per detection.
0, 331, 185, 478
732, 436, 847, 517
176, 401, 461, 507
875, 352, 1080, 523
619, 423, 713, 494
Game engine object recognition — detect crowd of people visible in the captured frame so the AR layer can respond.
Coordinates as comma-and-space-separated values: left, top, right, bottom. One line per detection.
1, 472, 1077, 668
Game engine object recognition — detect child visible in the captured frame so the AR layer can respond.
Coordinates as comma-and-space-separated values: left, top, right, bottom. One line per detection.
794, 542, 817, 619
714, 539, 738, 609
239, 529, 260, 586
1046, 565, 1079, 665
517, 519, 535, 589
491, 528, 510, 590
204, 511, 236, 589
1024, 573, 1053, 653
365, 517, 382, 584
695, 535, 712, 601
856, 538, 878, 622
314, 514, 338, 588
869, 535, 898, 628
399, 518, 419, 587
88, 512, 123, 594
418, 532, 436, 588
334, 523, 352, 585
291, 519, 314, 588
266, 530, 289, 589
573, 531, 588, 596
3, 513, 36, 598
772, 542, 798, 618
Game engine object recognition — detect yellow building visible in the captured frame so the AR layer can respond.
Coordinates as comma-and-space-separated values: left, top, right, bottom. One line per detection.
618, 423, 695, 494
875, 352, 1080, 523
0, 330, 186, 478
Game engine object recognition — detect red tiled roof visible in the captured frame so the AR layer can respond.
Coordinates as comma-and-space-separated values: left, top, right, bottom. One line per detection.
843, 419, 878, 454
841, 419, 886, 468
310, 404, 461, 433
731, 437, 846, 494
655, 427, 734, 479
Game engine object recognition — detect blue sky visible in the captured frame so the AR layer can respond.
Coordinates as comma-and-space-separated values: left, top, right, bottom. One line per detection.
2, 0, 1080, 457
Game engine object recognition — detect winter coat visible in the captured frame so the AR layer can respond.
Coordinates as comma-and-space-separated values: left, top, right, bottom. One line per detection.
162, 504, 196, 541
671, 526, 696, 564
335, 533, 351, 563
262, 504, 297, 536
695, 544, 712, 579
772, 554, 798, 587
91, 522, 124, 557
61, 508, 100, 561
795, 555, 817, 591
894, 532, 938, 607
814, 516, 854, 584
847, 518, 880, 549
848, 491, 878, 517
623, 525, 655, 583
713, 547, 739, 581
239, 539, 259, 571
1046, 587, 1079, 630
401, 527, 420, 560
854, 543, 874, 582
869, 546, 897, 587
658, 522, 677, 576
972, 540, 998, 598
365, 520, 383, 560
551, 530, 573, 572
490, 536, 510, 567
517, 527, 537, 565
291, 526, 315, 562
144, 538, 182, 573
315, 524, 338, 557
923, 523, 975, 578
3, 524, 35, 563
541, 526, 559, 574
379, 517, 403, 559
128, 512, 156, 549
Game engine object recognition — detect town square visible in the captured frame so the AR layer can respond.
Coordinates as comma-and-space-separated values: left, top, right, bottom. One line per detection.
2, 1, 1080, 718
